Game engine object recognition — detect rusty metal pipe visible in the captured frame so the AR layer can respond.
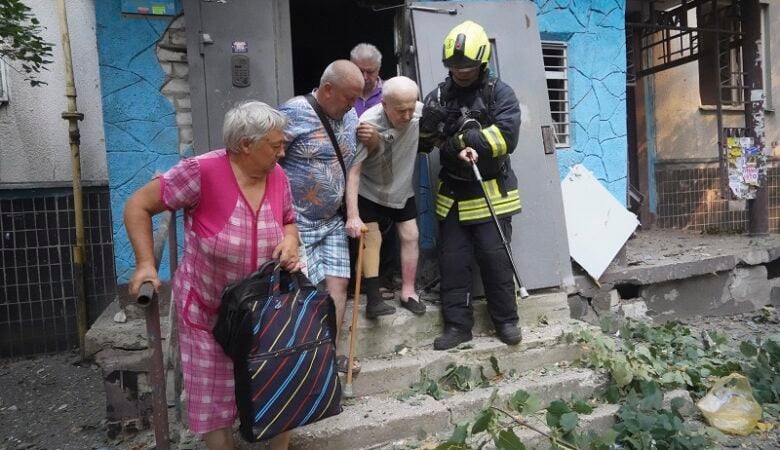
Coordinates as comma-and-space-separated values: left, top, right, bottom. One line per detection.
743, 0, 768, 235
137, 211, 172, 306
135, 211, 172, 449
137, 282, 169, 450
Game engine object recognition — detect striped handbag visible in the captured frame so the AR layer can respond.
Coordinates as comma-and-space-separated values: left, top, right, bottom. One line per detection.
213, 260, 342, 442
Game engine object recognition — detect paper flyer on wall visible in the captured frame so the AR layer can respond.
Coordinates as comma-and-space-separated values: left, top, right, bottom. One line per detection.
726, 135, 765, 200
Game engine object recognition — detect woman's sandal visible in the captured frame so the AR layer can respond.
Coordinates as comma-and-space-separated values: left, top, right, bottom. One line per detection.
336, 354, 361, 375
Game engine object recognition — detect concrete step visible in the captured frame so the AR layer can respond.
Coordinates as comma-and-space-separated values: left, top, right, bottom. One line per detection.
337, 322, 583, 398
286, 368, 609, 450
337, 291, 572, 358
373, 402, 620, 450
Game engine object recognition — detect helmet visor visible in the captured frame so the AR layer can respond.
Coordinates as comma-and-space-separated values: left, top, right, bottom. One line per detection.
443, 53, 483, 70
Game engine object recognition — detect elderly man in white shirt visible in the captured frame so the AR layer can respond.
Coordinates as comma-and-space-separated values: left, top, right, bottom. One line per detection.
350, 76, 427, 318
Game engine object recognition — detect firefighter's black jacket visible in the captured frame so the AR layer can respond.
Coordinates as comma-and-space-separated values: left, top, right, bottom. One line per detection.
419, 70, 522, 224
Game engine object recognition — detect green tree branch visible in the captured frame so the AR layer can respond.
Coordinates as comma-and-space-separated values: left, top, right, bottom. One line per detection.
0, 0, 53, 86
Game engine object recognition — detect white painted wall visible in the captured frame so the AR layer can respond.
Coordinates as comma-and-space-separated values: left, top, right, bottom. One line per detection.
0, 0, 107, 186
653, 2, 780, 161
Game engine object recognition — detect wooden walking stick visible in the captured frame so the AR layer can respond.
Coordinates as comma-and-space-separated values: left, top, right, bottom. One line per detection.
343, 227, 367, 398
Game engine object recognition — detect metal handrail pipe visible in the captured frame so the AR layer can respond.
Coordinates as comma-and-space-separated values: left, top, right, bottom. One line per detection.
133, 210, 173, 450
136, 211, 173, 306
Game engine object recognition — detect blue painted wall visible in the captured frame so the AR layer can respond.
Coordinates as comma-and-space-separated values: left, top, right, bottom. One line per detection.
534, 0, 628, 204
96, 1, 181, 283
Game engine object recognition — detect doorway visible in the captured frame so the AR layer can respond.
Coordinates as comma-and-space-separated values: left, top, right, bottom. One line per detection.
288, 0, 400, 95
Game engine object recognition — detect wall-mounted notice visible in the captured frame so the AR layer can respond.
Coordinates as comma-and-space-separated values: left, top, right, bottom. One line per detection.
121, 0, 181, 16
726, 135, 765, 200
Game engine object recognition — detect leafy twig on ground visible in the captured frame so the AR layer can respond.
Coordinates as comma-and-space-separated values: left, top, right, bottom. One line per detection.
490, 406, 580, 450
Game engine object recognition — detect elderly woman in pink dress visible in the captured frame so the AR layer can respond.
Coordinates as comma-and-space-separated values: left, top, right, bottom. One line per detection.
125, 101, 298, 450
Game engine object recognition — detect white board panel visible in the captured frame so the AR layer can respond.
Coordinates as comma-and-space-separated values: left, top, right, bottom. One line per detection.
562, 165, 638, 280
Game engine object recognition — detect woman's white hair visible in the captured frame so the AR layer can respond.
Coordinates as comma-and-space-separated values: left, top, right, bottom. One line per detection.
222, 101, 287, 153
350, 43, 382, 66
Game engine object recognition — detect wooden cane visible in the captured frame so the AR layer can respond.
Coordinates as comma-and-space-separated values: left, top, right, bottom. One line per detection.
343, 227, 366, 398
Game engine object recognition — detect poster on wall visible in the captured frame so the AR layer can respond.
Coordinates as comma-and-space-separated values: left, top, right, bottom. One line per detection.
726, 135, 765, 200
121, 0, 181, 16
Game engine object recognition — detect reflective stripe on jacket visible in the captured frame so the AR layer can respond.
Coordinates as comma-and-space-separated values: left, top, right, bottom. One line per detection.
422, 73, 522, 224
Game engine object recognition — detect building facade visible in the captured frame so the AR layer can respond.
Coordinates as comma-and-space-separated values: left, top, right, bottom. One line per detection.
0, 0, 116, 356
628, 0, 780, 233
1, 0, 628, 356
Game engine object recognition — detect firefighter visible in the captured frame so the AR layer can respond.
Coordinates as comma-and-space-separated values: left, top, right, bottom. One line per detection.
419, 20, 523, 351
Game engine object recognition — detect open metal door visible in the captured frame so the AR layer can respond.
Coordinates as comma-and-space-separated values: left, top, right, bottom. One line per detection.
182, 0, 293, 154
409, 0, 572, 290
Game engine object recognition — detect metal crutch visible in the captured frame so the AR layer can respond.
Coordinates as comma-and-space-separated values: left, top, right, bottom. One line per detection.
469, 156, 530, 299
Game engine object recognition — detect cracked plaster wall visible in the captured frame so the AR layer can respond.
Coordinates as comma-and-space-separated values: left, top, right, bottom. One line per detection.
534, 0, 628, 204
95, 1, 182, 283
0, 0, 107, 186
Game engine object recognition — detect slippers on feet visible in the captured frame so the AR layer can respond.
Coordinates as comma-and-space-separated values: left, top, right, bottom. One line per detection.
400, 297, 427, 315
336, 354, 361, 375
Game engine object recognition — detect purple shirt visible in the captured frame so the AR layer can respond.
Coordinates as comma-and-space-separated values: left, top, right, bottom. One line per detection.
355, 80, 382, 117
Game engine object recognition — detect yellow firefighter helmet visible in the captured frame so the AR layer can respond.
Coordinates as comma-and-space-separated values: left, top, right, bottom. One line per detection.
442, 20, 491, 69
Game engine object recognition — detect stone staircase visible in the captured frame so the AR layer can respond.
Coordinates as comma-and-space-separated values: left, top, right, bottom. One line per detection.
273, 291, 613, 450
86, 289, 618, 449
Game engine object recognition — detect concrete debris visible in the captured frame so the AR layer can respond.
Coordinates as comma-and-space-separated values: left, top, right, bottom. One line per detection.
592, 289, 620, 314
619, 299, 649, 321
113, 310, 127, 323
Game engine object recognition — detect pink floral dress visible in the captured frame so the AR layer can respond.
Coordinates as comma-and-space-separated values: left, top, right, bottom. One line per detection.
159, 149, 295, 434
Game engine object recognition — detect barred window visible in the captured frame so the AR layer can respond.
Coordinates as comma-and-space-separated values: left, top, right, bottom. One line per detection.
542, 41, 569, 147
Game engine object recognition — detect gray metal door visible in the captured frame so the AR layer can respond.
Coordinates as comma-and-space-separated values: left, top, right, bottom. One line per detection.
409, 0, 572, 290
182, 0, 293, 154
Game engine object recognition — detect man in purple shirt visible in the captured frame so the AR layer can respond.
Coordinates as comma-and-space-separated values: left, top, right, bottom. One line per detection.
351, 43, 383, 117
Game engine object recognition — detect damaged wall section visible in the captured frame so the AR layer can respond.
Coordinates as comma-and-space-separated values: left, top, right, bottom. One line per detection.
571, 232, 780, 325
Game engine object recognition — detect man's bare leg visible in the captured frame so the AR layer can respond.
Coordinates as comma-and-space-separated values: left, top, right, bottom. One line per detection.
325, 275, 349, 343
397, 219, 420, 301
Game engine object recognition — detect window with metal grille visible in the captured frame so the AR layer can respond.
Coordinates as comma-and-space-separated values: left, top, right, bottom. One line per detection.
542, 41, 570, 147
697, 3, 744, 106
0, 59, 9, 103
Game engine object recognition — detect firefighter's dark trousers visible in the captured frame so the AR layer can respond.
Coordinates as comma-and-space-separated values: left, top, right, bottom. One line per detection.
439, 207, 519, 332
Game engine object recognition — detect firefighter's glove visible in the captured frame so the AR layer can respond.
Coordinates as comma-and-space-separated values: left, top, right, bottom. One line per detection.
420, 100, 447, 140
446, 132, 468, 153
448, 128, 484, 152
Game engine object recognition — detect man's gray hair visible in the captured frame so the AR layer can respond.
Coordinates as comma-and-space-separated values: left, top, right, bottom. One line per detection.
350, 43, 382, 66
223, 101, 287, 153
382, 76, 419, 101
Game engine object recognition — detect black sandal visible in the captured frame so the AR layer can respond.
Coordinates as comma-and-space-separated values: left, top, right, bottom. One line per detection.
336, 354, 361, 374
